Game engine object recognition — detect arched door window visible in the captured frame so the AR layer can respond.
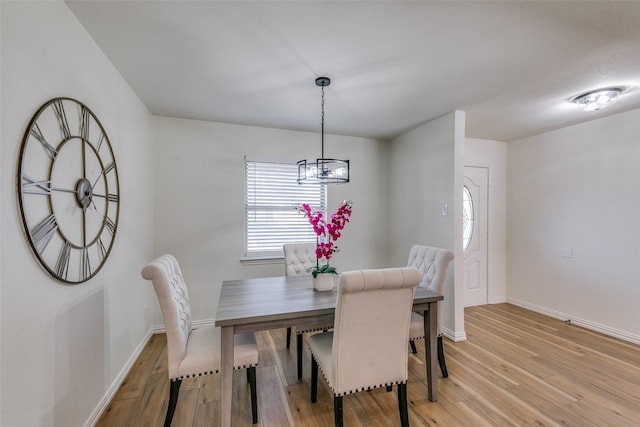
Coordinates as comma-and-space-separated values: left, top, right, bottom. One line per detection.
462, 185, 474, 252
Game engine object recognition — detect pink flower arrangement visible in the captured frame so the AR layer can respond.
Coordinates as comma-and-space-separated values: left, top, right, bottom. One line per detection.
298, 200, 353, 277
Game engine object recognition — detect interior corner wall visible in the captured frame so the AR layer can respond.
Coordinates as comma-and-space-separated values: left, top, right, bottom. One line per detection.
465, 138, 508, 303
389, 111, 465, 340
151, 116, 389, 323
507, 108, 640, 344
1, 2, 155, 426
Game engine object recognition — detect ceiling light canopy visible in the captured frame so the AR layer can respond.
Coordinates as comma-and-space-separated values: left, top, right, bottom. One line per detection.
572, 87, 623, 111
297, 77, 349, 184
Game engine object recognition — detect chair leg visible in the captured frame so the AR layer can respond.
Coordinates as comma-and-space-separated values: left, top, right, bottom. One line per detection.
297, 333, 303, 379
397, 383, 409, 427
311, 356, 318, 403
334, 395, 343, 427
164, 379, 182, 427
248, 366, 258, 424
286, 327, 292, 349
437, 336, 448, 378
409, 339, 417, 354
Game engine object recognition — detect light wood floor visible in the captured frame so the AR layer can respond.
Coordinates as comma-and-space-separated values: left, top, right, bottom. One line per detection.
96, 304, 640, 426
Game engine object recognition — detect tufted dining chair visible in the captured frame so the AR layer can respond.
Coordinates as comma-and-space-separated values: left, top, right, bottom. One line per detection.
283, 242, 334, 379
308, 267, 421, 427
406, 245, 454, 378
141, 254, 259, 426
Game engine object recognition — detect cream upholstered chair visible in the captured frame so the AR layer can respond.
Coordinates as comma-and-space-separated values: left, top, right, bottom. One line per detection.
284, 242, 317, 277
308, 267, 421, 427
283, 242, 334, 379
141, 254, 259, 426
406, 245, 454, 378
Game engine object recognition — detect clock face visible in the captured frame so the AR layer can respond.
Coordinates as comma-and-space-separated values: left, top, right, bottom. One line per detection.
17, 98, 120, 284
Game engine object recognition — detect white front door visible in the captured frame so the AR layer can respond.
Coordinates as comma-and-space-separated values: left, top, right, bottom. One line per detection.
463, 166, 489, 307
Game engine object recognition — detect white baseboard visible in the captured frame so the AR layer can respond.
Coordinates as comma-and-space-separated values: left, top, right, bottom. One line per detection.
149, 317, 215, 335
443, 327, 467, 342
151, 323, 165, 334
192, 318, 216, 329
507, 297, 640, 346
84, 328, 154, 427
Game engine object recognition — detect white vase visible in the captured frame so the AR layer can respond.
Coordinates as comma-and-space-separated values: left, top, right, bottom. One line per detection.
313, 273, 334, 291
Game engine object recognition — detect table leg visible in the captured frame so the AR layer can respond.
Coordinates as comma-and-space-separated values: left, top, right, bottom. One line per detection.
423, 302, 438, 401
220, 326, 234, 427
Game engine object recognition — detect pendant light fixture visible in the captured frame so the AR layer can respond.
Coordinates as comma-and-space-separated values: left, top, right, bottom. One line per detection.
297, 77, 350, 184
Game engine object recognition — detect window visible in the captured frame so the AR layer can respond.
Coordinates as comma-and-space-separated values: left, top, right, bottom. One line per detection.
245, 160, 326, 259
462, 185, 474, 252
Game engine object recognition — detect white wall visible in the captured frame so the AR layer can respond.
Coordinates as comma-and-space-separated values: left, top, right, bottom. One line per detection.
507, 108, 640, 344
465, 138, 508, 303
152, 116, 389, 322
1, 2, 155, 425
5, 3, 637, 426
389, 111, 466, 340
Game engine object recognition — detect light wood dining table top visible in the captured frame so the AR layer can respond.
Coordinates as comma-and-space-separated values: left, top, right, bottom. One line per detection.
215, 274, 442, 330
214, 274, 443, 427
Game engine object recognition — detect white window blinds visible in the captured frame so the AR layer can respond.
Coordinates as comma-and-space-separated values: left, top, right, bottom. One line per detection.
245, 160, 326, 258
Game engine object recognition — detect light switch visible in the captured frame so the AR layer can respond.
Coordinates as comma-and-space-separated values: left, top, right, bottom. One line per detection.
442, 204, 448, 216
562, 248, 573, 258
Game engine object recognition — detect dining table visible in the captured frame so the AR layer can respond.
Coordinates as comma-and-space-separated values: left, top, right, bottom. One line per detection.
214, 274, 443, 427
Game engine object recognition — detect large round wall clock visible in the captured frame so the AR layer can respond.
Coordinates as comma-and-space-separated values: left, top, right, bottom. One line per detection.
17, 97, 120, 284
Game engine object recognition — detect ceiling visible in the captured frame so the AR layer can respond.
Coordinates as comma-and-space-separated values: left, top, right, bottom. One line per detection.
66, 1, 640, 142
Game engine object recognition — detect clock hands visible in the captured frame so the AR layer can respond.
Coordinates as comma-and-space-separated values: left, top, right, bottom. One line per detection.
86, 163, 119, 205
91, 171, 103, 190
22, 173, 97, 197
52, 186, 78, 194
77, 177, 108, 212
22, 172, 108, 213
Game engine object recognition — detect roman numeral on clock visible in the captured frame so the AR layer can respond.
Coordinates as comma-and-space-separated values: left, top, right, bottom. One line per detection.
79, 105, 90, 141
30, 214, 58, 254
81, 248, 91, 281
55, 240, 72, 280
30, 123, 58, 159
105, 216, 116, 235
22, 174, 52, 195
52, 99, 71, 140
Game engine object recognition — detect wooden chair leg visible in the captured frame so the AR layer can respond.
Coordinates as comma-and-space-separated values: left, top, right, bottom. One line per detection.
286, 327, 292, 349
311, 356, 319, 403
437, 336, 448, 378
248, 367, 258, 424
297, 333, 303, 379
334, 395, 343, 427
164, 379, 182, 427
397, 383, 409, 427
409, 339, 417, 354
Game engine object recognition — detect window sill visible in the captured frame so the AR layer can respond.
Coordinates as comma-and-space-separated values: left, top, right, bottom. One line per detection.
240, 256, 284, 266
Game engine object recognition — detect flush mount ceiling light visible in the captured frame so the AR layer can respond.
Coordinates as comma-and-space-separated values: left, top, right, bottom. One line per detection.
572, 87, 623, 111
297, 77, 349, 184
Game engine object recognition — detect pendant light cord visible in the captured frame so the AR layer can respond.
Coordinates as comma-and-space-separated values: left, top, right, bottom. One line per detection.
321, 85, 325, 159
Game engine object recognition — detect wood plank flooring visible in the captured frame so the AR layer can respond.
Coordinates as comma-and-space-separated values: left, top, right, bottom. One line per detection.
96, 304, 640, 426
